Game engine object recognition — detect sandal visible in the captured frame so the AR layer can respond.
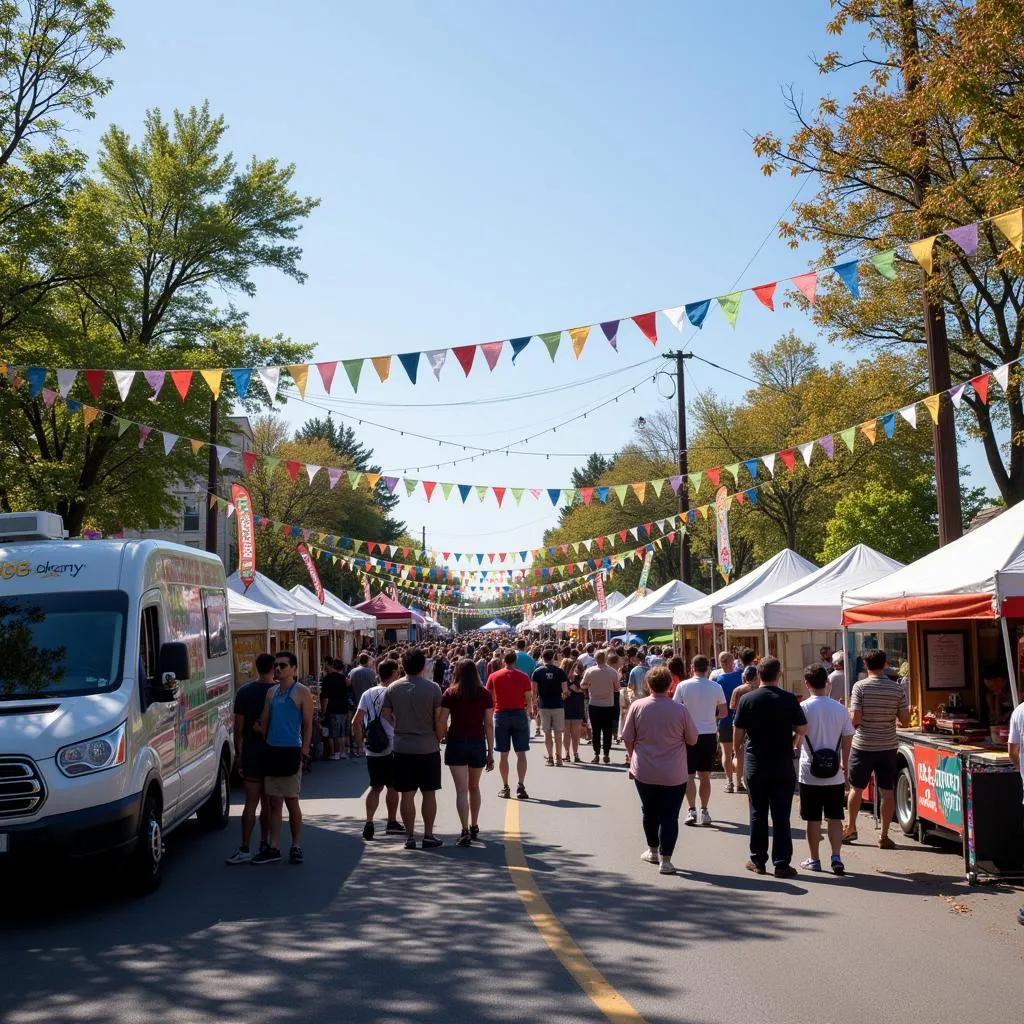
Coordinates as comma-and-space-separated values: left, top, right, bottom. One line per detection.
842, 826, 858, 844
878, 835, 896, 850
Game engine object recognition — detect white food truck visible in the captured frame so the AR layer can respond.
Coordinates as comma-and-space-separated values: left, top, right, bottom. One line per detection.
0, 511, 234, 891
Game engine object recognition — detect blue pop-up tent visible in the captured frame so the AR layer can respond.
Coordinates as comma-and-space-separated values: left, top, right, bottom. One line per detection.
478, 617, 513, 632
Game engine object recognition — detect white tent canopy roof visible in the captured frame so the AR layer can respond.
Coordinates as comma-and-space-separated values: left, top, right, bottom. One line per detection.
227, 588, 296, 632
287, 585, 366, 631
673, 549, 818, 627
539, 603, 582, 629
625, 579, 707, 631
289, 585, 375, 631
228, 572, 334, 630
578, 592, 628, 629
724, 544, 904, 632
589, 590, 644, 631
554, 599, 600, 631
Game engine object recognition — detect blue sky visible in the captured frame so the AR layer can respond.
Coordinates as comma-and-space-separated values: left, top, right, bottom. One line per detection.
79, 2, 989, 561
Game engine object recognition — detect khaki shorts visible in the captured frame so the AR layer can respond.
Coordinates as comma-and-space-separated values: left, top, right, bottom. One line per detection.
264, 771, 302, 799
540, 708, 565, 733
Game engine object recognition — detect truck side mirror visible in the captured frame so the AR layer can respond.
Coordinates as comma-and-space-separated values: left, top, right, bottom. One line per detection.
151, 642, 190, 701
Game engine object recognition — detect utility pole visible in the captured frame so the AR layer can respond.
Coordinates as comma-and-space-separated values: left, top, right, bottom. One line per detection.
899, 0, 962, 544
663, 351, 694, 585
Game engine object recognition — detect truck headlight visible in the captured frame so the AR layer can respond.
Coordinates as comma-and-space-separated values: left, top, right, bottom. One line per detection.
57, 722, 127, 777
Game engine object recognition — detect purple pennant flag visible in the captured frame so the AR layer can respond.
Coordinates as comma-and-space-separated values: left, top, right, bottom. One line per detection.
600, 321, 619, 350
41, 388, 57, 408
383, 475, 399, 493
327, 467, 342, 489
143, 370, 165, 399
137, 424, 151, 449
945, 223, 978, 256
668, 474, 683, 493
819, 435, 835, 459
302, 528, 311, 541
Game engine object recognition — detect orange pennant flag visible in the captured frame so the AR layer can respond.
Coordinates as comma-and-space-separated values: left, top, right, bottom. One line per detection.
364, 473, 381, 490
287, 364, 309, 398
200, 368, 223, 400
190, 438, 203, 454
923, 394, 941, 424
82, 405, 98, 427
170, 369, 193, 400
568, 326, 590, 360
371, 356, 391, 383
859, 420, 878, 445
631, 481, 647, 504
909, 236, 936, 275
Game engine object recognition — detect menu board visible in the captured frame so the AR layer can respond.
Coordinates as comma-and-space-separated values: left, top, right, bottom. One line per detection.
924, 631, 967, 691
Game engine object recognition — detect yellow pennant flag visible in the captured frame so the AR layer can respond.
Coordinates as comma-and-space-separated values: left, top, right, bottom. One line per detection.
82, 405, 98, 427
631, 481, 647, 504
371, 356, 391, 383
993, 208, 1024, 251
909, 236, 936, 274
697, 505, 709, 520
364, 473, 381, 490
190, 438, 203, 454
208, 494, 218, 509
568, 326, 590, 360
923, 394, 941, 424
200, 368, 223, 400
859, 420, 878, 445
287, 364, 309, 398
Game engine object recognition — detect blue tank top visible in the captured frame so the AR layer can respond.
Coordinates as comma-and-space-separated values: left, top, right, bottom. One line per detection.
267, 682, 302, 748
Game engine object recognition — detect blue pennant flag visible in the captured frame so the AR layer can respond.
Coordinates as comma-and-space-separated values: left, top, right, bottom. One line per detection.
519, 551, 528, 561
834, 260, 860, 300
26, 367, 46, 398
476, 553, 484, 564
880, 411, 896, 438
547, 488, 561, 505
743, 459, 759, 480
510, 337, 531, 363
398, 352, 420, 384
458, 484, 471, 503
686, 300, 711, 328
66, 398, 81, 412
231, 368, 253, 398
595, 486, 610, 503
747, 489, 759, 505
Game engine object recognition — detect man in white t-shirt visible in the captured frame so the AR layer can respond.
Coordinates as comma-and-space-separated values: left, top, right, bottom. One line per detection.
673, 654, 727, 827
1007, 700, 1024, 926
798, 664, 855, 875
352, 658, 403, 841
577, 643, 597, 673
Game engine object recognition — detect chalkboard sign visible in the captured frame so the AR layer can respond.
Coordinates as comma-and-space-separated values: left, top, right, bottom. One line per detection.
924, 630, 968, 691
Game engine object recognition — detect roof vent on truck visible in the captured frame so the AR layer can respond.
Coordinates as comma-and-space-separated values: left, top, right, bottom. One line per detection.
0, 511, 68, 542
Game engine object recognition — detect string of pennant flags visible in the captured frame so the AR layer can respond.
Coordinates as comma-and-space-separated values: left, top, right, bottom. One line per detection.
10, 350, 1020, 511
4, 206, 1022, 400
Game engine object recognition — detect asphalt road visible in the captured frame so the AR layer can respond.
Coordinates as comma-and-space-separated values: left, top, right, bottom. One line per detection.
2, 737, 1022, 1024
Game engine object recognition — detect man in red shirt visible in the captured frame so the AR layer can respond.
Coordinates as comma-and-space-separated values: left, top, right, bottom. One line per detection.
486, 649, 535, 799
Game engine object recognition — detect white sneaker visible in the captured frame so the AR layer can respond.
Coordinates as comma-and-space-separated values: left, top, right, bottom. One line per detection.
659, 860, 677, 875
339, 752, 348, 759
640, 847, 659, 864
684, 808, 698, 826
700, 809, 713, 827
329, 753, 341, 761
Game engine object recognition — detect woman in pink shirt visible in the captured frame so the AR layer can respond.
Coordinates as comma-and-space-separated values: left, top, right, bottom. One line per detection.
621, 665, 698, 875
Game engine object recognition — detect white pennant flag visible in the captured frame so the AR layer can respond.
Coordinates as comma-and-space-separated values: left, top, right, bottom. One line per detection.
162, 432, 178, 455
305, 464, 320, 484
629, 526, 639, 540
226, 503, 236, 518
798, 441, 814, 466
57, 369, 77, 397
425, 349, 447, 380
662, 305, 687, 331
113, 370, 135, 402
898, 404, 918, 429
993, 363, 1011, 393
950, 383, 967, 408
258, 366, 280, 401
215, 445, 232, 465
762, 453, 776, 477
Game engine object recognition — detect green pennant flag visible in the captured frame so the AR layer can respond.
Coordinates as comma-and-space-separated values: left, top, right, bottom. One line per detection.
840, 426, 857, 452
650, 478, 665, 497
440, 482, 455, 500
724, 463, 740, 483
347, 470, 362, 489
511, 487, 524, 505
613, 484, 628, 505
870, 250, 897, 281
539, 331, 561, 361
475, 484, 488, 502
117, 417, 132, 437
264, 456, 281, 473
354, 539, 364, 553
688, 471, 703, 493
605, 535, 616, 548
404, 478, 418, 496
571, 541, 580, 554
562, 487, 576, 504
342, 358, 363, 392
717, 292, 743, 328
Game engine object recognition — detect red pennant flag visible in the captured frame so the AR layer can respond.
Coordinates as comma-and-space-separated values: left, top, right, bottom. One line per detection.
706, 467, 721, 487
282, 524, 291, 540
580, 487, 594, 505
316, 361, 338, 392
367, 542, 377, 555
84, 370, 105, 400
970, 374, 990, 405
632, 311, 658, 345
619, 530, 628, 542
170, 370, 193, 400
595, 537, 605, 550
402, 547, 410, 557
792, 272, 817, 305
779, 449, 796, 472
481, 341, 503, 370
452, 345, 476, 376
667, 531, 676, 543
242, 451, 258, 475
442, 552, 451, 561
734, 491, 746, 504
422, 480, 437, 501
285, 460, 301, 481
488, 554, 495, 564
499, 552, 506, 562
753, 282, 776, 310
493, 486, 506, 507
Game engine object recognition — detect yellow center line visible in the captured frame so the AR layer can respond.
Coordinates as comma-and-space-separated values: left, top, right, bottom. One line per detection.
503, 799, 647, 1024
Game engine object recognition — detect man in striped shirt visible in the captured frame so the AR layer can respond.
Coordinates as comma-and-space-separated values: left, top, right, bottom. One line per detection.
844, 648, 910, 849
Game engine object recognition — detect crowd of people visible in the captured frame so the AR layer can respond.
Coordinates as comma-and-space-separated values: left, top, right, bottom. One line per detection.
223, 632, 912, 882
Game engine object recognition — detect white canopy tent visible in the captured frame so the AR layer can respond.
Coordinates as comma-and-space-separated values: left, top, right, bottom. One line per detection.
673, 549, 818, 630
578, 592, 628, 630
589, 591, 645, 631
479, 618, 515, 632
289, 585, 375, 632
228, 572, 334, 631
558, 596, 625, 632
625, 579, 707, 632
227, 588, 296, 632
538, 603, 582, 631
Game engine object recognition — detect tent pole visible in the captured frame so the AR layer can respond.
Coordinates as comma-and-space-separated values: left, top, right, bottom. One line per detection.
1000, 615, 1019, 709
763, 627, 770, 661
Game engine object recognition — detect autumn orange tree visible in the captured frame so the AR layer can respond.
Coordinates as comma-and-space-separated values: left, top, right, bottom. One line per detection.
753, 0, 1024, 505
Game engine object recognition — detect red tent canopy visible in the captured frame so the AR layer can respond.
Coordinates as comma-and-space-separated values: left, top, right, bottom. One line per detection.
354, 593, 413, 626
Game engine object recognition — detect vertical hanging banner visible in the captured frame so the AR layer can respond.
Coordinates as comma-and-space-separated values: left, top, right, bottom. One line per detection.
230, 483, 256, 591
595, 571, 608, 611
637, 550, 655, 596
363, 577, 372, 603
714, 485, 733, 583
296, 542, 325, 604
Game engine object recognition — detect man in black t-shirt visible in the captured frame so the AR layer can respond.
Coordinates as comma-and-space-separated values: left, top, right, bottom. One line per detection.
733, 657, 808, 878
532, 649, 569, 767
226, 652, 276, 865
320, 658, 351, 760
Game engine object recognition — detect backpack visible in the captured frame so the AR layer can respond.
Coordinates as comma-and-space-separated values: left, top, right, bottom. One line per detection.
364, 692, 390, 754
805, 735, 842, 779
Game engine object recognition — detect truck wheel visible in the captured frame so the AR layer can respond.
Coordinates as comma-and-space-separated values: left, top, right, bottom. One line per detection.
197, 752, 231, 830
129, 791, 163, 894
895, 762, 917, 836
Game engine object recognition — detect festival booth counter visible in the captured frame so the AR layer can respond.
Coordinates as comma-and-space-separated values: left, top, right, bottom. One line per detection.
842, 504, 1024, 884
672, 549, 817, 661
288, 585, 369, 667
227, 588, 297, 683
354, 593, 416, 646
723, 544, 904, 693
